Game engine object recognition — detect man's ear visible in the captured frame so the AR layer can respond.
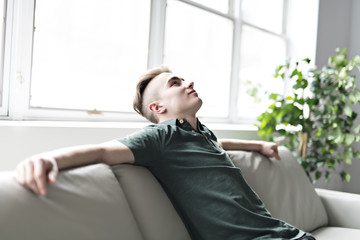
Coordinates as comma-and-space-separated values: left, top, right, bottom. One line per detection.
149, 102, 166, 114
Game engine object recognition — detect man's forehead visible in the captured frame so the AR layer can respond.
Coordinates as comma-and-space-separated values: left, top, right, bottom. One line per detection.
155, 72, 176, 83
144, 72, 174, 97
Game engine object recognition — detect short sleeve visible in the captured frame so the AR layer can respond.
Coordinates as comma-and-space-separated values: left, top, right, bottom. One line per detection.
118, 126, 163, 167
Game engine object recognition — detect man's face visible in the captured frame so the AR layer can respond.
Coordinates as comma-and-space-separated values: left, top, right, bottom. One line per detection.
146, 72, 203, 118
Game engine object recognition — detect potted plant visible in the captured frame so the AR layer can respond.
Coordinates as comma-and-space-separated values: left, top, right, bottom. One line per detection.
254, 48, 360, 183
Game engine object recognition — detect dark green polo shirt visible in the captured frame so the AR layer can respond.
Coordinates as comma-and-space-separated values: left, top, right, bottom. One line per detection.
118, 118, 304, 240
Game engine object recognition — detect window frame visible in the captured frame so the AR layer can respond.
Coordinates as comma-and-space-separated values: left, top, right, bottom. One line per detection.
0, 0, 9, 116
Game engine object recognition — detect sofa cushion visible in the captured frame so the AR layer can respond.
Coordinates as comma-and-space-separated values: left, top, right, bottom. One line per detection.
227, 146, 328, 232
311, 227, 360, 239
0, 164, 143, 240
111, 164, 191, 240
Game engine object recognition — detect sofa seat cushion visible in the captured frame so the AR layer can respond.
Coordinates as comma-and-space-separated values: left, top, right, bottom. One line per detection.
227, 147, 328, 232
312, 227, 360, 239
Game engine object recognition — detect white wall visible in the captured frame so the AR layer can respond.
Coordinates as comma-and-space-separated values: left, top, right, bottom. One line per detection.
314, 0, 360, 194
0, 122, 139, 171
343, 0, 360, 194
315, 0, 353, 66
0, 121, 259, 171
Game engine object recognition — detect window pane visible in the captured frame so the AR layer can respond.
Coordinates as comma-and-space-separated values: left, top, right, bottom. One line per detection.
0, 0, 5, 109
191, 0, 229, 14
164, 0, 233, 118
31, 0, 150, 112
242, 0, 284, 34
237, 25, 286, 121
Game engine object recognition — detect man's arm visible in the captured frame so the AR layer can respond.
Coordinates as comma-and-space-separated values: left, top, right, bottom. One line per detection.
218, 139, 281, 160
16, 140, 134, 197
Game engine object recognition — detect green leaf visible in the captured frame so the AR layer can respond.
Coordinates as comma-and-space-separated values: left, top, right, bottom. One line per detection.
346, 174, 351, 182
274, 65, 284, 78
345, 134, 355, 146
315, 171, 322, 180
334, 133, 344, 144
303, 58, 311, 64
355, 91, 360, 102
344, 106, 353, 117
354, 151, 360, 159
269, 93, 278, 101
326, 159, 335, 169
291, 69, 298, 78
325, 171, 330, 183
354, 125, 360, 134
340, 171, 351, 182
335, 54, 346, 66
344, 148, 353, 165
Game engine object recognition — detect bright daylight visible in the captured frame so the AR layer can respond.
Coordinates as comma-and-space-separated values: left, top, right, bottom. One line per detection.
1, 1, 360, 240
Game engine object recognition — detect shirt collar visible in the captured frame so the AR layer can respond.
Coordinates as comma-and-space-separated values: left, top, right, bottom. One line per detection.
159, 118, 207, 134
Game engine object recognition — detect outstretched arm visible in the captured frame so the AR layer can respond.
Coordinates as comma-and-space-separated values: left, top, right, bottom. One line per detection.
218, 139, 281, 160
16, 140, 134, 197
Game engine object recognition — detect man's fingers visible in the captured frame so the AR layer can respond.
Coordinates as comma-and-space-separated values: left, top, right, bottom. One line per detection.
16, 164, 25, 185
34, 159, 47, 196
16, 155, 58, 197
24, 161, 40, 195
46, 157, 58, 185
270, 145, 281, 161
47, 169, 58, 185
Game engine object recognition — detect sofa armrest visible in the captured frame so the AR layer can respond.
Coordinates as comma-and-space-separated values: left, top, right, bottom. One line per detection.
315, 188, 360, 229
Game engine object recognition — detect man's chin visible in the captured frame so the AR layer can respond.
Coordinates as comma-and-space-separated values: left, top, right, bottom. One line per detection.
195, 99, 203, 112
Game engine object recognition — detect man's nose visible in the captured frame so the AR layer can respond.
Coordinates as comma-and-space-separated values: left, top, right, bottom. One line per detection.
185, 81, 194, 89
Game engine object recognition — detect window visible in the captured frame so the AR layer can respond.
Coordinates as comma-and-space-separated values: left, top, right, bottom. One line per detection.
164, 0, 233, 118
237, 0, 288, 121
31, 0, 151, 114
1, 0, 319, 123
242, 0, 284, 34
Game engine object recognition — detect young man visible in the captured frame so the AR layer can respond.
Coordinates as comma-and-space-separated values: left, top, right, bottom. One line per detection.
16, 66, 315, 240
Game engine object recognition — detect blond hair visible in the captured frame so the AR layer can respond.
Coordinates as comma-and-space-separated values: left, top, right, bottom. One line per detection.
133, 66, 172, 123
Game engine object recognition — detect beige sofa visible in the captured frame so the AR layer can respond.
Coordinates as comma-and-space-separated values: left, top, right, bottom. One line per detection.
1, 147, 360, 239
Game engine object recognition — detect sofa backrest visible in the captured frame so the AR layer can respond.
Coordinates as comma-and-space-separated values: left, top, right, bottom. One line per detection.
111, 164, 191, 240
227, 146, 328, 232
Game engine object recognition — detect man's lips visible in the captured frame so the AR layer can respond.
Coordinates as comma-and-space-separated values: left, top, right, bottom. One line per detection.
188, 89, 197, 95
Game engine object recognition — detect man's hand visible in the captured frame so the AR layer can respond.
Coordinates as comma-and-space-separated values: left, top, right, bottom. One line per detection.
16, 153, 58, 197
260, 142, 281, 160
